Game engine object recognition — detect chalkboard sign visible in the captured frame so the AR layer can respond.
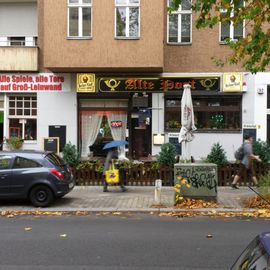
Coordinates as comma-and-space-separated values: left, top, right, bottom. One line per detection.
44, 137, 59, 154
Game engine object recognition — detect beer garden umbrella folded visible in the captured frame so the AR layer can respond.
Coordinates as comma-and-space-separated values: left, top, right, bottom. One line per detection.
178, 84, 197, 161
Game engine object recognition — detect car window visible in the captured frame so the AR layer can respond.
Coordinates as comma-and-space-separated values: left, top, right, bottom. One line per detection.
13, 156, 42, 169
0, 155, 13, 170
231, 236, 268, 270
45, 153, 66, 167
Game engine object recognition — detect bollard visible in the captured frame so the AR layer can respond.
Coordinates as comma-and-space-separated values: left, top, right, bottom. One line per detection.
154, 179, 162, 205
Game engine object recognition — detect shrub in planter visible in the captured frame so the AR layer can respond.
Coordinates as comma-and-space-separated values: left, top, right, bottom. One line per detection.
62, 142, 80, 167
157, 143, 177, 167
6, 137, 24, 150
76, 160, 104, 173
253, 139, 270, 164
257, 171, 270, 195
206, 142, 228, 166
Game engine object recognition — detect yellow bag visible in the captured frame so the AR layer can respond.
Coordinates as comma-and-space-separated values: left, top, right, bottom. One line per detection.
105, 160, 119, 184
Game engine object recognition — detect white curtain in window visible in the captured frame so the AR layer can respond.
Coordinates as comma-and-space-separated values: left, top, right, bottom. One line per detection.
107, 113, 127, 156
81, 113, 103, 157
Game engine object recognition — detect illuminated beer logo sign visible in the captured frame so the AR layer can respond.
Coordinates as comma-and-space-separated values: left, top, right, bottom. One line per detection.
77, 73, 96, 93
223, 73, 243, 92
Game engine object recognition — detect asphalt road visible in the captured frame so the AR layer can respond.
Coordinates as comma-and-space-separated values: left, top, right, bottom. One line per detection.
0, 213, 269, 270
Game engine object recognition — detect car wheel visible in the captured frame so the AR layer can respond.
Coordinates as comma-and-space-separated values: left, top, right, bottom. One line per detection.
29, 185, 54, 207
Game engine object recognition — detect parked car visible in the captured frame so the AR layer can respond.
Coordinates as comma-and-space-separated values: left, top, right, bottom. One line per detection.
231, 232, 270, 269
0, 150, 75, 207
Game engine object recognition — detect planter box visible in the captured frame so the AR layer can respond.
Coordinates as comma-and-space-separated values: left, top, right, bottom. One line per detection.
174, 163, 218, 199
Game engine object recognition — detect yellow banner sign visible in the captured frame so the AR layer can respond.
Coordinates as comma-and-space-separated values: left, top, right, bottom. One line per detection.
77, 74, 95, 93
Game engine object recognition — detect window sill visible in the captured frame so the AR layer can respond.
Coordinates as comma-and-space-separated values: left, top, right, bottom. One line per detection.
67, 37, 92, 40
114, 37, 140, 40
165, 128, 241, 133
166, 42, 192, 46
195, 129, 241, 133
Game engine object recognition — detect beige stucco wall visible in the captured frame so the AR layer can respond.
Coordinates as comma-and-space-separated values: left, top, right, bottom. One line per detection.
164, 13, 247, 73
39, 0, 164, 72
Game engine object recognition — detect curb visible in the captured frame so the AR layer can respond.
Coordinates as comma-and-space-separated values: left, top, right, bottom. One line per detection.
0, 207, 258, 214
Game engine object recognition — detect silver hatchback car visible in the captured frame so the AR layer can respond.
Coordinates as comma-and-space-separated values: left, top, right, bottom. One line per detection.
0, 150, 75, 207
231, 232, 270, 269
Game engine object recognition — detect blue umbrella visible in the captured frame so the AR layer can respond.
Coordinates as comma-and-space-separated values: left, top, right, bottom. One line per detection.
103, 140, 128, 150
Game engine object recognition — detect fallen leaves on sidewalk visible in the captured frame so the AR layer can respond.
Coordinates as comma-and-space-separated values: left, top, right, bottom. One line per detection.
175, 198, 218, 209
0, 210, 89, 218
159, 209, 270, 218
242, 195, 270, 209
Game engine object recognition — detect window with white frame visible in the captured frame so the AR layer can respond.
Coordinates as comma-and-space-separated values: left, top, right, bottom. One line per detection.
167, 0, 192, 44
68, 0, 92, 38
220, 1, 244, 42
8, 96, 37, 141
115, 0, 140, 38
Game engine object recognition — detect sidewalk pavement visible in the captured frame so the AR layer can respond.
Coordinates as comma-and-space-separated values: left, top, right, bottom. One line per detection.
0, 186, 258, 213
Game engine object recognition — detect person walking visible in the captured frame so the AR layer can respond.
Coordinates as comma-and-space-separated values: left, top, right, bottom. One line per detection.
103, 147, 127, 192
231, 134, 261, 189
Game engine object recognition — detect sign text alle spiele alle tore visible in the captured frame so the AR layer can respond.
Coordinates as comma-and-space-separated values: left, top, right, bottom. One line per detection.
0, 74, 65, 92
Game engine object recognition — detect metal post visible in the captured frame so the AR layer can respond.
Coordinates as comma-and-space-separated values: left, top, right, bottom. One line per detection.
154, 179, 162, 205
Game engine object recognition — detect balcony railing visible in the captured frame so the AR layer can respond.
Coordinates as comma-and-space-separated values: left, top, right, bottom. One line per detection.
0, 46, 38, 71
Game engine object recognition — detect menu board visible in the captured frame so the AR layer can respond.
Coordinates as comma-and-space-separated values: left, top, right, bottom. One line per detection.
44, 137, 59, 154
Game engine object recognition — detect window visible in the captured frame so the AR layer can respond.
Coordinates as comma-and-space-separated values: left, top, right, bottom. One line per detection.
220, 1, 244, 42
0, 155, 12, 170
167, 0, 192, 44
115, 0, 140, 38
13, 156, 41, 169
45, 153, 65, 167
165, 96, 241, 132
9, 37, 25, 46
68, 0, 92, 38
8, 96, 37, 141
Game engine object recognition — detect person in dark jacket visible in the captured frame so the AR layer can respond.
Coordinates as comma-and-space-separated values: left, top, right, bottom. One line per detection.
231, 134, 261, 189
103, 147, 127, 192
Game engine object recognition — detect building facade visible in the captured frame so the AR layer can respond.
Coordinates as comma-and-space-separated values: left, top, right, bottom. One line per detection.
0, 0, 269, 161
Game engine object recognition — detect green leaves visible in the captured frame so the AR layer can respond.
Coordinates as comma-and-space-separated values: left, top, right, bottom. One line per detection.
62, 142, 80, 167
157, 143, 177, 167
206, 142, 228, 166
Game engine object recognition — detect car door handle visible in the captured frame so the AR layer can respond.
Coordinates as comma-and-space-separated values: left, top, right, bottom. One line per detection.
0, 174, 7, 179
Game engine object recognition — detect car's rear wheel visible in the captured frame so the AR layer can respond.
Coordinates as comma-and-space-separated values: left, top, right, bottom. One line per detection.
29, 185, 54, 207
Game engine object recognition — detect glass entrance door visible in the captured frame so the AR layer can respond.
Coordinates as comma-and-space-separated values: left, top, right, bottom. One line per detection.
131, 109, 151, 159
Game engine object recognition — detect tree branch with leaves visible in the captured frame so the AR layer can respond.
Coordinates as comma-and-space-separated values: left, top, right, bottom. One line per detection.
169, 0, 270, 73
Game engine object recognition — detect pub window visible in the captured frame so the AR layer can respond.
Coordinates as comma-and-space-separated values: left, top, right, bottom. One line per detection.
68, 0, 92, 38
8, 96, 37, 141
167, 0, 192, 44
220, 1, 244, 42
165, 96, 241, 132
115, 0, 140, 38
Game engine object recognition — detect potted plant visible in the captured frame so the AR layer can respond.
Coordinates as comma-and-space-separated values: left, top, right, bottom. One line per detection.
5, 137, 24, 150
